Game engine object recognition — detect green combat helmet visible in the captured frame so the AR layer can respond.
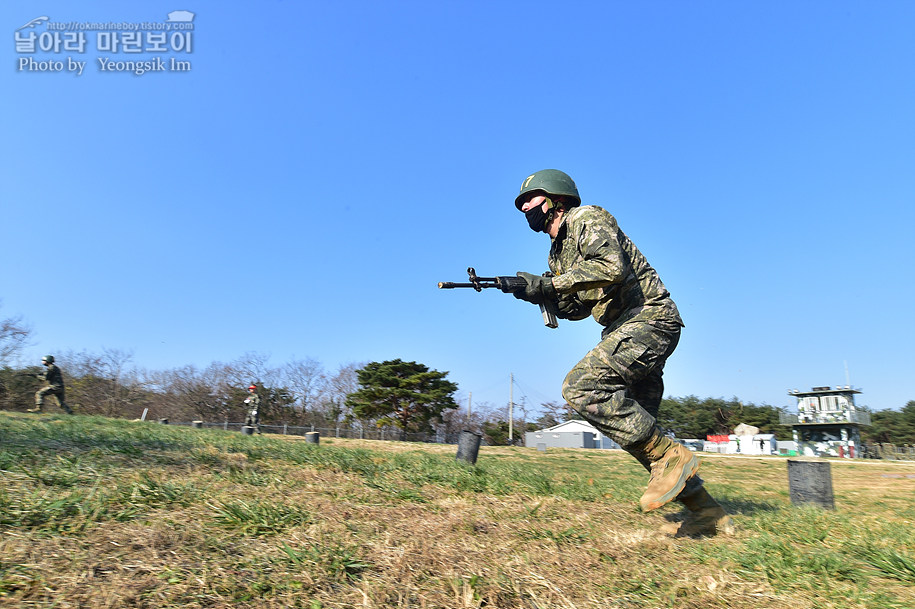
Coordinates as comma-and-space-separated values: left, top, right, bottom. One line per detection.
42, 355, 54, 363
515, 169, 581, 210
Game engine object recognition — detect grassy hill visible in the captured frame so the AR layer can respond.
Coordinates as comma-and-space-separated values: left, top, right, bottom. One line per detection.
1, 412, 913, 608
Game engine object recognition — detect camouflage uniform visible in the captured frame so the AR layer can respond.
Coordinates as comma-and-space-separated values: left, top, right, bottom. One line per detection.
244, 391, 261, 432
515, 177, 729, 526
34, 363, 73, 414
549, 205, 684, 449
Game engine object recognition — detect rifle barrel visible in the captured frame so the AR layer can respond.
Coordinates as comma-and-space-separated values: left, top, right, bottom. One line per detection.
438, 280, 504, 290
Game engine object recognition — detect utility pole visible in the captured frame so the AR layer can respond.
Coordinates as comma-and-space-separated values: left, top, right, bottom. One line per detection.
509, 373, 514, 443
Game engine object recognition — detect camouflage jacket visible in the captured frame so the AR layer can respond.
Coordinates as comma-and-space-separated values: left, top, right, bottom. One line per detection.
548, 205, 683, 331
244, 392, 261, 415
40, 364, 64, 388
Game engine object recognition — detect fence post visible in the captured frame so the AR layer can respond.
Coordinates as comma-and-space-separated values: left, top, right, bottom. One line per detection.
787, 460, 835, 509
456, 430, 482, 465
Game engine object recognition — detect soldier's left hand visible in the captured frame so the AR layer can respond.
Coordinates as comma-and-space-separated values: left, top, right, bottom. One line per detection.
513, 272, 557, 305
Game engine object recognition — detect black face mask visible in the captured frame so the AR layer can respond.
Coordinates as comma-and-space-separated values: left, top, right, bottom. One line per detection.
524, 197, 554, 233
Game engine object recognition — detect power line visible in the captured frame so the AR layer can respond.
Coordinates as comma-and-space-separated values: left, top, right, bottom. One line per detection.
510, 374, 560, 408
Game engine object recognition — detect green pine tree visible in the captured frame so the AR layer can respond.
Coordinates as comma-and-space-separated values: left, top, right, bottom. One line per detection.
346, 359, 458, 439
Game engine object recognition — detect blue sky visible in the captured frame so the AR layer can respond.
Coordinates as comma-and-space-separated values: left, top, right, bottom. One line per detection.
3, 1, 914, 416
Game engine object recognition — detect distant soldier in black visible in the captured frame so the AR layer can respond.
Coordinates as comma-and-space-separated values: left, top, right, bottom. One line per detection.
28, 355, 73, 414
244, 384, 261, 434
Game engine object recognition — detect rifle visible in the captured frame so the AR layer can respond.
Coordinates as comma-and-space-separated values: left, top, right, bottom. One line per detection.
438, 267, 558, 328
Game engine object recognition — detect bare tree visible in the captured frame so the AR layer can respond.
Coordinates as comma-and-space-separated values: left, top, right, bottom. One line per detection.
536, 400, 574, 428
143, 366, 195, 420
220, 353, 308, 425
148, 364, 226, 421
438, 395, 487, 437
283, 357, 328, 418
516, 396, 532, 435
0, 303, 32, 366
226, 352, 282, 388
322, 362, 364, 426
61, 348, 147, 417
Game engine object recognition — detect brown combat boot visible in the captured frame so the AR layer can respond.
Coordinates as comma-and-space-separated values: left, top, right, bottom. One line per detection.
660, 486, 734, 537
27, 406, 42, 413
635, 433, 700, 512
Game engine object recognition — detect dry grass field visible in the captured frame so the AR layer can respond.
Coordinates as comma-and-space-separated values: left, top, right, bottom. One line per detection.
1, 412, 913, 608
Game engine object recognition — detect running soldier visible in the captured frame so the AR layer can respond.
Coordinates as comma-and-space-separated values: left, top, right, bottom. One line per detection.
28, 355, 73, 414
511, 169, 732, 537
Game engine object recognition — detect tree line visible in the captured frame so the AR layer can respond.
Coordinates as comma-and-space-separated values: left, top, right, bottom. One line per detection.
656, 395, 915, 445
2, 305, 913, 445
531, 397, 794, 442
0, 350, 541, 444
543, 396, 915, 445
865, 402, 915, 444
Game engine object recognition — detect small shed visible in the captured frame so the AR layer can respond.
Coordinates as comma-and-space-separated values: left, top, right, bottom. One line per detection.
525, 420, 621, 450
741, 434, 777, 455
776, 440, 799, 456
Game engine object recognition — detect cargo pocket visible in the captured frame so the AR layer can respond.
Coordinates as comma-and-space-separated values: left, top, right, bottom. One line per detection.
596, 333, 659, 387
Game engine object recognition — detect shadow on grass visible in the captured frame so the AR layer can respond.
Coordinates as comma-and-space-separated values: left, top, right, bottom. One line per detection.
661, 496, 782, 531
716, 496, 783, 515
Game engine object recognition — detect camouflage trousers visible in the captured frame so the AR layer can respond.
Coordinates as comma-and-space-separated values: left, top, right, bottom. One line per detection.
35, 386, 69, 411
562, 320, 681, 449
245, 413, 260, 432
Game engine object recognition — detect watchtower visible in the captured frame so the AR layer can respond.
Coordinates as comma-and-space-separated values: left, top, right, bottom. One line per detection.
780, 386, 871, 458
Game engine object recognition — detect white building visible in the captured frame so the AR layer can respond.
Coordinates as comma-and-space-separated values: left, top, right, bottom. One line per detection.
734, 433, 777, 455
724, 424, 778, 455
525, 420, 621, 450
